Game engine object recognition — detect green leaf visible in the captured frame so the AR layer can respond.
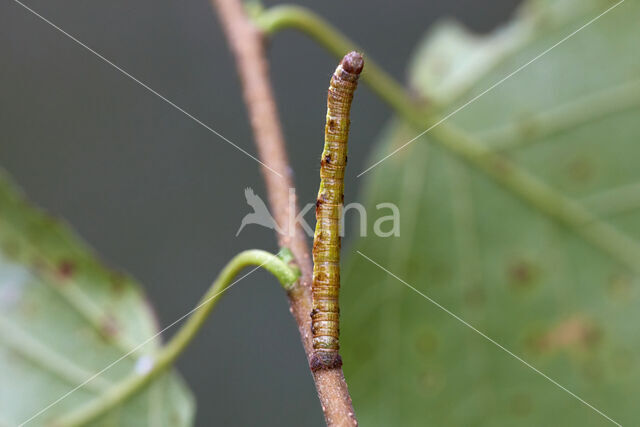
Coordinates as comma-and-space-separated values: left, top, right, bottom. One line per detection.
343, 0, 639, 425
0, 170, 194, 426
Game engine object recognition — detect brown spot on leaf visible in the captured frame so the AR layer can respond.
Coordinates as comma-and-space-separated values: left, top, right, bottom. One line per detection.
100, 315, 119, 340
464, 286, 486, 307
429, 262, 452, 283
536, 315, 601, 354
568, 156, 595, 183
507, 259, 539, 289
491, 156, 513, 176
111, 272, 127, 296
57, 260, 75, 279
415, 329, 438, 355
608, 274, 632, 301
510, 393, 532, 416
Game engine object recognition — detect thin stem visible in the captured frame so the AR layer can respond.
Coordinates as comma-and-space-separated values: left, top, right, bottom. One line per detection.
52, 250, 300, 427
254, 5, 426, 124
479, 79, 640, 150
209, 0, 358, 425
260, 4, 640, 273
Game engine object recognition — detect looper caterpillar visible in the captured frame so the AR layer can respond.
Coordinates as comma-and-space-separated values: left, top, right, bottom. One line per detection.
310, 51, 364, 371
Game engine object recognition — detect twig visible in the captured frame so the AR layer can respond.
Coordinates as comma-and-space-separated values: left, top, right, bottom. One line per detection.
209, 0, 358, 425
52, 250, 300, 427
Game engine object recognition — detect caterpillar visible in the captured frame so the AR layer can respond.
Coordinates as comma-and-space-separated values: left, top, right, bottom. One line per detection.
310, 51, 364, 371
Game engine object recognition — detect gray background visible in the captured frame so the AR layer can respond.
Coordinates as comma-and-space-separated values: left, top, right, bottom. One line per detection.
1, 0, 520, 425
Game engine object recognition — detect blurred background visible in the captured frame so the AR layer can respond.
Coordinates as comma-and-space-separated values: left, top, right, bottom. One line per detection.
1, 0, 521, 425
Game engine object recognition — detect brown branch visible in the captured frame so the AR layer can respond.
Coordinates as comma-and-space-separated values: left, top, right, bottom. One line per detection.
209, 0, 357, 425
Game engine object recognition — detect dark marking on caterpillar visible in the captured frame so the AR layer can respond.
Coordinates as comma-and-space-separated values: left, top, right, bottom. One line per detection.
310, 51, 363, 371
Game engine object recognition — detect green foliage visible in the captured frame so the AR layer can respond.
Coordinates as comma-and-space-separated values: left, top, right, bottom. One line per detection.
0, 171, 193, 426
342, 0, 639, 425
